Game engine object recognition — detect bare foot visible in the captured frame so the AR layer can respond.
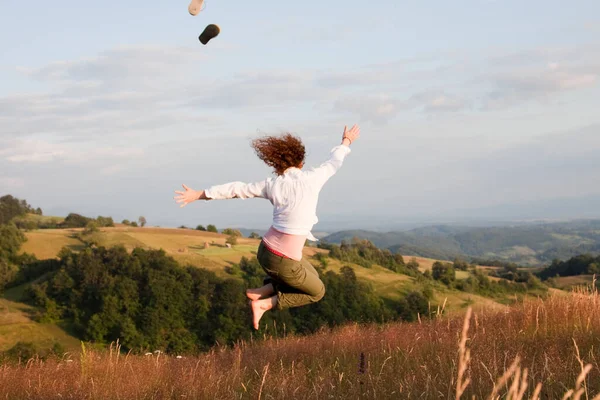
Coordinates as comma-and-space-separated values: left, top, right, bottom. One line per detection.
246, 289, 263, 301
188, 0, 205, 16
246, 283, 275, 301
251, 296, 277, 330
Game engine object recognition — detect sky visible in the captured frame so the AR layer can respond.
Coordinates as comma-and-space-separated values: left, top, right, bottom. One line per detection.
1, 0, 599, 232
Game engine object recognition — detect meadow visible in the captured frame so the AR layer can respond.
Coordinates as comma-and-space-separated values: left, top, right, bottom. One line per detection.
0, 285, 598, 399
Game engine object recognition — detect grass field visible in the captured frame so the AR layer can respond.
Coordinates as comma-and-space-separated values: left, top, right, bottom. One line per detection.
20, 229, 84, 260
1, 290, 598, 399
0, 297, 79, 352
553, 275, 595, 290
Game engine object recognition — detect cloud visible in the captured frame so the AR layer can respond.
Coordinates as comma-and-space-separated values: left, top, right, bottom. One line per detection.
182, 70, 321, 110
1, 47, 229, 144
316, 67, 400, 89
0, 138, 144, 164
482, 70, 597, 110
5, 42, 598, 146
409, 91, 469, 113
2, 42, 599, 229
334, 93, 405, 123
333, 89, 470, 123
0, 176, 25, 189
433, 124, 600, 206
478, 48, 600, 110
20, 46, 203, 86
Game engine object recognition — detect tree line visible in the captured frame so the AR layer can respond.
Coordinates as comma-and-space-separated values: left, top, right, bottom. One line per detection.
0, 195, 42, 225
537, 254, 600, 280
15, 245, 430, 354
321, 237, 547, 298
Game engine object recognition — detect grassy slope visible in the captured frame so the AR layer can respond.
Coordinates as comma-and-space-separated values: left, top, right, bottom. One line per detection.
552, 275, 596, 290
0, 294, 80, 352
20, 229, 84, 260
6, 226, 524, 351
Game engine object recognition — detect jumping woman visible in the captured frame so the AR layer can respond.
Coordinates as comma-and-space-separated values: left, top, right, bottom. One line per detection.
174, 124, 360, 329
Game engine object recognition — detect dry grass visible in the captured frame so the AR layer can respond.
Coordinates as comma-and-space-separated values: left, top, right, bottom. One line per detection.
20, 229, 83, 260
553, 275, 595, 290
1, 282, 599, 399
406, 255, 439, 272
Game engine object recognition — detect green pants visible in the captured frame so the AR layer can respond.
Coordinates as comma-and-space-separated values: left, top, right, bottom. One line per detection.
257, 241, 325, 310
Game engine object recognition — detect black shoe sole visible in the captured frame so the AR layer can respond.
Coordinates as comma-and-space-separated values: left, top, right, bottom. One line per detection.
199, 24, 220, 45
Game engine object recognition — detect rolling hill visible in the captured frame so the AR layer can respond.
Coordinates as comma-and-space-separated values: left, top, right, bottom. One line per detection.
5, 214, 594, 355
322, 219, 600, 266
16, 225, 492, 304
3, 223, 531, 352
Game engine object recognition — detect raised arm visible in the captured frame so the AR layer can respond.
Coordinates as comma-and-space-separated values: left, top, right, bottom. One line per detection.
307, 124, 360, 187
174, 179, 268, 208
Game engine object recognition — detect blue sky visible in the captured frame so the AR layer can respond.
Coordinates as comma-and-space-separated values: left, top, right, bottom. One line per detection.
1, 0, 599, 231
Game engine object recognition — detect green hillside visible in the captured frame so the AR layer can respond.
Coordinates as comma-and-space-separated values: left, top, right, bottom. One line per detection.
0, 292, 79, 352
323, 219, 600, 266
15, 225, 512, 310
2, 222, 543, 355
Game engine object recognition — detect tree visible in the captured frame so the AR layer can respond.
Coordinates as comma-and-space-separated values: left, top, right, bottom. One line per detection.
453, 258, 469, 271
83, 221, 99, 234
207, 224, 218, 233
0, 223, 27, 292
0, 223, 27, 259
0, 195, 28, 225
96, 216, 114, 227
248, 232, 261, 239
222, 228, 242, 237
226, 235, 238, 246
0, 258, 18, 292
15, 218, 38, 231
432, 261, 456, 285
196, 225, 207, 231
122, 219, 130, 225
394, 253, 405, 265
407, 257, 420, 271
138, 216, 147, 227
62, 213, 91, 228
130, 221, 138, 227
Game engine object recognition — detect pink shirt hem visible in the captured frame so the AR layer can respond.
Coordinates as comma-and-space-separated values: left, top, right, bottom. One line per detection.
262, 226, 307, 261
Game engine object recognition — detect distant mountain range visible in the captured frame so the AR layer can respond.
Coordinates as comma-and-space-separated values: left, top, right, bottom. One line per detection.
321, 219, 600, 266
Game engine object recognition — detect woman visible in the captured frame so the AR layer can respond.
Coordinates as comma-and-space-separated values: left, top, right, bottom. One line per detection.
174, 124, 360, 329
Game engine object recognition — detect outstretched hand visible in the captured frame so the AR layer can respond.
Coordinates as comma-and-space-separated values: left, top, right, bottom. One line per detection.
174, 184, 205, 208
342, 124, 360, 145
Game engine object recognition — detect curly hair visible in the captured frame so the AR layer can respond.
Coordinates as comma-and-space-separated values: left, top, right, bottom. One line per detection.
251, 133, 306, 175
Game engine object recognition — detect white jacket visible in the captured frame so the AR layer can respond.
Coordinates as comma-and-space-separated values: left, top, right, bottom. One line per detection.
204, 144, 352, 241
